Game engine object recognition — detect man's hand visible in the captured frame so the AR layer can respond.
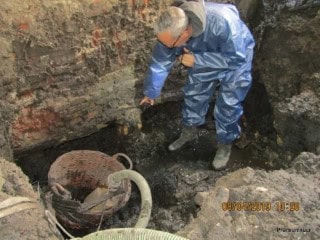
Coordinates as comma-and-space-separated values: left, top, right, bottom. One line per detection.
178, 48, 194, 68
139, 96, 155, 106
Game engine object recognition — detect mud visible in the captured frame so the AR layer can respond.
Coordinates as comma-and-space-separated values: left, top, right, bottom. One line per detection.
178, 152, 320, 240
0, 158, 61, 240
15, 101, 281, 238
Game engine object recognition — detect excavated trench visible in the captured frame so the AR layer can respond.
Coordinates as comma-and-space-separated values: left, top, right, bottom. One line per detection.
14, 91, 278, 237
2, 1, 319, 239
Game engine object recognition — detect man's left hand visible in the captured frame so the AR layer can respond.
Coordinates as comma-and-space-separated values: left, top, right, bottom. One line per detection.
178, 48, 194, 68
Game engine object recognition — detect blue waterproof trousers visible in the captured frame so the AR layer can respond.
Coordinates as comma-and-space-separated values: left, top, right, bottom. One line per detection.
183, 49, 253, 144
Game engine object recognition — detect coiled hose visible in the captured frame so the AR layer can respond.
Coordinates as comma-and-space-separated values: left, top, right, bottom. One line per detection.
107, 169, 152, 228
73, 228, 188, 240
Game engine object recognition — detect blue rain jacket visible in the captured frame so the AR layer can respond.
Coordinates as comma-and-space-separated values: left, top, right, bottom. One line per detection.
143, 2, 255, 144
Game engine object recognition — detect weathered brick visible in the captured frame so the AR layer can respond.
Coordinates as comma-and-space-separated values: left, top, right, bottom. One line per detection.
1, 0, 181, 151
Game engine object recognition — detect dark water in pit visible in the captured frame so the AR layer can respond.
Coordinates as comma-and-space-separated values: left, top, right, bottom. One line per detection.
15, 101, 277, 237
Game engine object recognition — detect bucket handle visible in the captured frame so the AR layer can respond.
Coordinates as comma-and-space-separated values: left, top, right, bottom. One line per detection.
112, 153, 133, 170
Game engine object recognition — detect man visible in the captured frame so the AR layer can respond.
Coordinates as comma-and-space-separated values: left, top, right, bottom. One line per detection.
139, 0, 255, 170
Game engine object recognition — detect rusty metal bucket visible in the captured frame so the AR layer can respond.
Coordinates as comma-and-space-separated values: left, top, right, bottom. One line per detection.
48, 150, 132, 229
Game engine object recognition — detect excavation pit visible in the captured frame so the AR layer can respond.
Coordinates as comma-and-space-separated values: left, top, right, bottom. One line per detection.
15, 101, 278, 237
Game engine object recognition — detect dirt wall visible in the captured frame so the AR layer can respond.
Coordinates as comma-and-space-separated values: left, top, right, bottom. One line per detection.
0, 158, 61, 240
252, 1, 320, 160
1, 0, 176, 152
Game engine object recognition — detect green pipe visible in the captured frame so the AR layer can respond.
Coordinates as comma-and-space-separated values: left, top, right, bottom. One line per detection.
107, 170, 152, 228
73, 228, 189, 240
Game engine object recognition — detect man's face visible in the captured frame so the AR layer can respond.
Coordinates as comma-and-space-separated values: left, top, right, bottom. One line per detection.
157, 30, 190, 48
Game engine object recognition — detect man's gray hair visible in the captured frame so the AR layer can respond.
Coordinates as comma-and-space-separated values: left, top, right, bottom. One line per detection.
154, 7, 189, 38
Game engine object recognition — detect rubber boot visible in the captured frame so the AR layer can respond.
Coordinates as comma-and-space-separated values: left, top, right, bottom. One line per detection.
168, 126, 198, 151
212, 144, 232, 170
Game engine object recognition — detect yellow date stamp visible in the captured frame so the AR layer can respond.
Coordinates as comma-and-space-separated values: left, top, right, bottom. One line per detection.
222, 201, 300, 212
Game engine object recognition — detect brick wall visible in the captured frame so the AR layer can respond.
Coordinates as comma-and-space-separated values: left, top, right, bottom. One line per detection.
0, 0, 181, 151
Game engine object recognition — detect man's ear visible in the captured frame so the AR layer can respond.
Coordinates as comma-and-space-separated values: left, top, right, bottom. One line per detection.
183, 25, 193, 38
